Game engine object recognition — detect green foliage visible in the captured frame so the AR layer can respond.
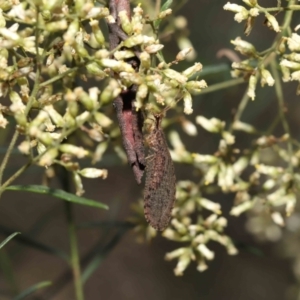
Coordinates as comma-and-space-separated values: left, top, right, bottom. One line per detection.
0, 232, 20, 249
13, 281, 52, 300
6, 185, 108, 209
1, 0, 300, 299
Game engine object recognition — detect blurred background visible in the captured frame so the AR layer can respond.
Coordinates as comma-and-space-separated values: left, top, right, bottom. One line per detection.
0, 0, 299, 299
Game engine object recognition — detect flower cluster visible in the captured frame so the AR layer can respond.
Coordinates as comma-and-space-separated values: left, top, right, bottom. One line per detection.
0, 0, 206, 196
221, 2, 300, 296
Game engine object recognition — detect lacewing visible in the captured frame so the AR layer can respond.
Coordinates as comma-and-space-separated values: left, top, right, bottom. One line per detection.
144, 114, 176, 231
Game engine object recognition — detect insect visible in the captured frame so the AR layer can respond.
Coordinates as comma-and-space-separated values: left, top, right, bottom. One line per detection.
107, 0, 145, 184
144, 113, 176, 231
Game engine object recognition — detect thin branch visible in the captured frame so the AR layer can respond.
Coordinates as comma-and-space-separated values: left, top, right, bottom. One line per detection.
270, 60, 294, 173
65, 202, 84, 300
0, 130, 19, 190
199, 78, 245, 95
155, 0, 161, 15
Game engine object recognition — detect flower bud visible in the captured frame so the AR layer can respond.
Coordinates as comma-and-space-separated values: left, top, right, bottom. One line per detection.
139, 51, 151, 69
183, 91, 193, 114
63, 19, 79, 44
256, 164, 283, 176
231, 37, 256, 56
232, 120, 256, 133
86, 6, 109, 19
204, 165, 218, 184
94, 112, 113, 128
185, 80, 207, 94
45, 105, 64, 127
18, 140, 32, 155
0, 112, 8, 128
174, 252, 191, 276
100, 79, 121, 104
73, 172, 84, 196
45, 20, 68, 32
145, 44, 164, 54
59, 144, 89, 158
131, 5, 143, 33
28, 111, 48, 135
291, 70, 300, 81
261, 69, 275, 86
176, 48, 192, 61
197, 244, 215, 260
114, 50, 135, 60
119, 10, 133, 35
271, 212, 284, 227
247, 74, 257, 100
199, 198, 221, 214
76, 111, 90, 125
86, 62, 107, 78
78, 168, 108, 179
92, 141, 108, 163
287, 33, 300, 51
230, 201, 253, 216
95, 49, 110, 59
196, 116, 225, 132
280, 59, 300, 70
39, 148, 58, 167
165, 247, 188, 261
99, 58, 135, 73
158, 8, 172, 19
286, 193, 296, 216
182, 63, 203, 78
265, 13, 280, 32
181, 119, 197, 136
197, 259, 208, 272
90, 20, 105, 46
224, 2, 247, 13
193, 154, 218, 164
122, 34, 144, 48
163, 69, 187, 84
0, 11, 5, 28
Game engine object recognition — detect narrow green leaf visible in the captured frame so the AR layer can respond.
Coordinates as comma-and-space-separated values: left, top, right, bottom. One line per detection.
161, 0, 173, 11
81, 228, 128, 284
0, 232, 20, 250
0, 225, 69, 261
5, 185, 108, 210
154, 0, 173, 28
0, 251, 19, 295
77, 221, 134, 230
13, 281, 52, 300
201, 63, 231, 77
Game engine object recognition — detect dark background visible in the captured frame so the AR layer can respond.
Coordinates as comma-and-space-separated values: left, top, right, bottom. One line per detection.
0, 0, 298, 299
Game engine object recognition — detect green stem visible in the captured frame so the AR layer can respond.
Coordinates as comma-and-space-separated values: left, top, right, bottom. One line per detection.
281, 1, 296, 33
0, 162, 31, 192
258, 6, 300, 12
229, 88, 250, 133
0, 105, 96, 195
38, 66, 78, 88
0, 130, 19, 189
155, 0, 161, 15
65, 202, 84, 300
199, 78, 245, 95
270, 60, 294, 172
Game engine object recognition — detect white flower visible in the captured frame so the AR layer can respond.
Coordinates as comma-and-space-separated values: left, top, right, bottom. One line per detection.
249, 8, 259, 17
287, 33, 300, 51
261, 69, 275, 86
0, 112, 8, 128
183, 91, 193, 114
224, 2, 247, 13
266, 13, 281, 32
247, 74, 257, 100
